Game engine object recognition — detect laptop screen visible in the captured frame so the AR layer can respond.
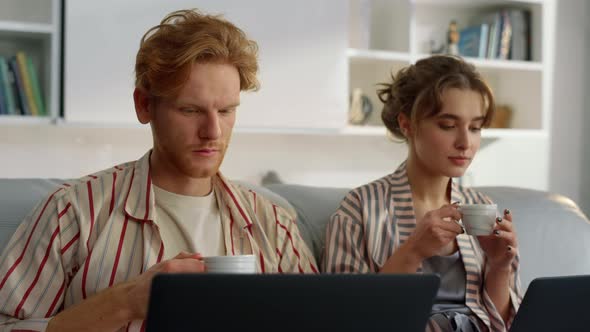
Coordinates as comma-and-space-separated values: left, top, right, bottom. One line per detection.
510, 275, 590, 332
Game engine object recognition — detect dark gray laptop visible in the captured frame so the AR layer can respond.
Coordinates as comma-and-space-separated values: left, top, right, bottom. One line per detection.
146, 274, 440, 332
510, 275, 590, 332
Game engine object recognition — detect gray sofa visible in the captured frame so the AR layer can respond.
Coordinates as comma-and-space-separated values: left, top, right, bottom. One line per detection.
1, 179, 589, 290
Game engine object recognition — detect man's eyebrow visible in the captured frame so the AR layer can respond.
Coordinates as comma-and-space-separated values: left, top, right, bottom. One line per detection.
175, 102, 240, 109
221, 103, 240, 109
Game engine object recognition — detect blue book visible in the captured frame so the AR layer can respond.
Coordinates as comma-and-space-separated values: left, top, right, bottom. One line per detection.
479, 11, 502, 59
6, 65, 23, 115
0, 56, 17, 114
459, 24, 489, 58
0, 68, 6, 115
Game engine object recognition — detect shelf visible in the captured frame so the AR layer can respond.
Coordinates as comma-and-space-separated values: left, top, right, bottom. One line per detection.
347, 49, 411, 63
415, 53, 543, 71
411, 0, 543, 6
481, 128, 546, 138
234, 126, 342, 136
341, 125, 388, 136
466, 57, 542, 72
343, 125, 547, 139
0, 20, 54, 35
460, 57, 542, 72
0, 115, 54, 125
350, 50, 542, 72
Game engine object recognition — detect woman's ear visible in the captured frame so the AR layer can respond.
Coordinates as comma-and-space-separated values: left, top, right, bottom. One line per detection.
397, 112, 412, 139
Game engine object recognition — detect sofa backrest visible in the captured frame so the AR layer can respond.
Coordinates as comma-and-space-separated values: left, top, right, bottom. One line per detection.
265, 184, 349, 265
267, 184, 590, 290
478, 186, 590, 289
0, 179, 65, 253
1, 179, 589, 291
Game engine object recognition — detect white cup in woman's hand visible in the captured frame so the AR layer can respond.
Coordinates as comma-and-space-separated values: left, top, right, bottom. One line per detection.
459, 204, 498, 236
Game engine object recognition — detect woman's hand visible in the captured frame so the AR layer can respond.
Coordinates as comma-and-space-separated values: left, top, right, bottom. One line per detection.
477, 209, 518, 271
381, 204, 463, 274
405, 204, 464, 261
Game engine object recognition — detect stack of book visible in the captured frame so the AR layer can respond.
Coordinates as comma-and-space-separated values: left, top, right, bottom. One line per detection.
458, 8, 531, 61
0, 51, 46, 116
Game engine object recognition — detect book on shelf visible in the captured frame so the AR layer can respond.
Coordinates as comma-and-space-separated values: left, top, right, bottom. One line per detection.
26, 56, 45, 116
469, 8, 530, 61
8, 57, 29, 116
7, 64, 24, 115
0, 62, 6, 115
0, 57, 18, 115
479, 11, 501, 59
458, 24, 489, 58
0, 51, 46, 117
508, 9, 531, 61
16, 52, 39, 116
498, 10, 512, 60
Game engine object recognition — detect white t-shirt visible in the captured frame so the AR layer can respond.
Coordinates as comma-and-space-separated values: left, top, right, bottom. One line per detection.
153, 185, 225, 260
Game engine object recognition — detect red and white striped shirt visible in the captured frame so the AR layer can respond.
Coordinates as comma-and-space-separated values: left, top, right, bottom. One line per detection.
0, 151, 317, 332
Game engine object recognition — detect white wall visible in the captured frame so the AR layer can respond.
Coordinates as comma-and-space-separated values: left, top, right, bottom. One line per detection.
581, 3, 590, 216
548, 0, 590, 214
0, 122, 549, 191
0, 124, 405, 188
64, 0, 347, 129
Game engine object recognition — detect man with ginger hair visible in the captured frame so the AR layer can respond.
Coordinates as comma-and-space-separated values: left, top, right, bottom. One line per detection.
0, 9, 317, 332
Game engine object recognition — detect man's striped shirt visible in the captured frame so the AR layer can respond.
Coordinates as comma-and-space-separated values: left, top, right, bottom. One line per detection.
0, 151, 317, 331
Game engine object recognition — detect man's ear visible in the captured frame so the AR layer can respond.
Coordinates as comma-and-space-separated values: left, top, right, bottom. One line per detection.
397, 112, 413, 139
134, 88, 152, 124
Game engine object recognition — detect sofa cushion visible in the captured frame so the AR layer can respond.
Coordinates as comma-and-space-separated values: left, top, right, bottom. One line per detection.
265, 184, 349, 265
0, 179, 64, 252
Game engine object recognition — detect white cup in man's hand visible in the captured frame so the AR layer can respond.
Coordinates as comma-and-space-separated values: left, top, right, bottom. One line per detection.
459, 204, 498, 236
203, 255, 257, 274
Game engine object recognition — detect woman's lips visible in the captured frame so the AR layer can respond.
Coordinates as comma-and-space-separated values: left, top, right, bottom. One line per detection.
449, 157, 470, 166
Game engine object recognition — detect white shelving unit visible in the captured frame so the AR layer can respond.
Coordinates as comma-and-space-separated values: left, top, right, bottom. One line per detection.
346, 0, 555, 190
347, 0, 553, 140
0, 21, 54, 35
0, 0, 62, 122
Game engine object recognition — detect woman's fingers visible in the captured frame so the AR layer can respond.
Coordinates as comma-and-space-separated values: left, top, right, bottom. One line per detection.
492, 228, 517, 247
503, 208, 512, 222
435, 204, 462, 222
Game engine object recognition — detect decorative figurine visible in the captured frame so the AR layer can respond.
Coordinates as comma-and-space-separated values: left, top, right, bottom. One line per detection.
447, 20, 460, 55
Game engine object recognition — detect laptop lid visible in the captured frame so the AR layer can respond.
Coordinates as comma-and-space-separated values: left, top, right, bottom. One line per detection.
146, 273, 440, 332
510, 275, 590, 332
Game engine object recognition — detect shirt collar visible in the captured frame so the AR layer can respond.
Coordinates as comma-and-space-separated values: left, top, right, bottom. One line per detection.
123, 150, 253, 229
124, 150, 155, 223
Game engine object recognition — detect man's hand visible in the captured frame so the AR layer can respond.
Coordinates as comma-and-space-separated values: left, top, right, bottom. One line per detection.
47, 251, 206, 332
126, 251, 205, 320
